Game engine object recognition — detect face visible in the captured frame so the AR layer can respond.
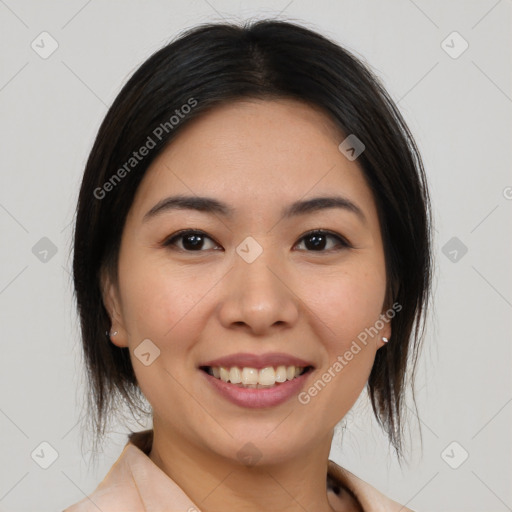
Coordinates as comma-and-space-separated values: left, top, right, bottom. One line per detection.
102, 98, 391, 464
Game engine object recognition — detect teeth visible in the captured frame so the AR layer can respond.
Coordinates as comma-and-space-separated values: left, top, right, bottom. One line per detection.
220, 367, 229, 382
241, 367, 258, 385
229, 367, 242, 384
259, 367, 276, 386
275, 366, 287, 383
208, 365, 308, 387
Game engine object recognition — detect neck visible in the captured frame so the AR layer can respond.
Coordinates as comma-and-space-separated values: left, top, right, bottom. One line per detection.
148, 419, 340, 512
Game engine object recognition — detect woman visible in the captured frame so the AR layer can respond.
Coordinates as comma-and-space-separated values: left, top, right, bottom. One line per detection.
65, 18, 432, 512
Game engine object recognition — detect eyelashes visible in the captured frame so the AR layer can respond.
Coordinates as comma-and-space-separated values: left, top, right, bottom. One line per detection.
162, 229, 351, 253
163, 230, 220, 252
294, 229, 351, 251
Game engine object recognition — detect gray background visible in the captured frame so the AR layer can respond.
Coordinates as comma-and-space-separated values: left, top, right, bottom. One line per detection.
0, 1, 511, 511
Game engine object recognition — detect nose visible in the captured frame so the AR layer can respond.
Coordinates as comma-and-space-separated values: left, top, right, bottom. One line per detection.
216, 243, 300, 336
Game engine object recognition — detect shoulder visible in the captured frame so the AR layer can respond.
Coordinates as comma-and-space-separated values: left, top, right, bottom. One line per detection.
62, 444, 144, 512
63, 429, 197, 512
327, 460, 416, 512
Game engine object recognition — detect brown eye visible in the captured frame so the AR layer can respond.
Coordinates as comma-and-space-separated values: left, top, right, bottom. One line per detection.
295, 230, 350, 251
163, 230, 220, 252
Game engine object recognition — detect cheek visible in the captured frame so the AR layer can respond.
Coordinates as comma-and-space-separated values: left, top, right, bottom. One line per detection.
119, 251, 210, 342
119, 263, 210, 416
303, 260, 387, 344
297, 266, 385, 417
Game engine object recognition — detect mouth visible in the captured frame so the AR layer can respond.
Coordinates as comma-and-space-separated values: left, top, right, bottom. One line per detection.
199, 363, 315, 408
199, 365, 315, 389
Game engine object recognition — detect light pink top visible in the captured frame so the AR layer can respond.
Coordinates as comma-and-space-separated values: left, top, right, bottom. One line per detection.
63, 429, 415, 512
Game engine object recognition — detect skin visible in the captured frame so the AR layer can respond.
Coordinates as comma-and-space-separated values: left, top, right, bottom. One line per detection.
102, 98, 391, 512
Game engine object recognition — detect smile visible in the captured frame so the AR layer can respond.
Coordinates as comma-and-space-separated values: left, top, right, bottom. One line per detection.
199, 365, 315, 408
201, 365, 312, 387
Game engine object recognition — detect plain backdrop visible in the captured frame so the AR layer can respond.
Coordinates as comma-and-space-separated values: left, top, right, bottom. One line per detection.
0, 1, 511, 511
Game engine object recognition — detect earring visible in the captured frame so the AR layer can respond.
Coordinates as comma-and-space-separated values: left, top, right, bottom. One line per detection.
105, 330, 118, 337
382, 336, 389, 343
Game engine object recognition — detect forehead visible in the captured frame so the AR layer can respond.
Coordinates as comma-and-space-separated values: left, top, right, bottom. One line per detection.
128, 99, 378, 226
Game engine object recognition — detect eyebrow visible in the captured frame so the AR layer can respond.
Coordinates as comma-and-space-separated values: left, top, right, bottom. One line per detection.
142, 194, 366, 224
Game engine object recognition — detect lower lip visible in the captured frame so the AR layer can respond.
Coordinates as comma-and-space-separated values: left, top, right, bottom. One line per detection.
200, 369, 314, 409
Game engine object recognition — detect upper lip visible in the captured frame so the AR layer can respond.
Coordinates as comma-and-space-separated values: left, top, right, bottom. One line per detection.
199, 352, 315, 370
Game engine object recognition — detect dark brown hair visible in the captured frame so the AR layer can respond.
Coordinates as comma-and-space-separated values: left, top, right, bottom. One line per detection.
72, 19, 433, 463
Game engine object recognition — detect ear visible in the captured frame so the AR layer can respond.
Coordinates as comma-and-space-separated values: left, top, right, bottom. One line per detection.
100, 267, 128, 348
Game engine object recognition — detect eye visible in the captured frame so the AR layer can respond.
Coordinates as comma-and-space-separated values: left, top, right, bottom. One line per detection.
294, 229, 350, 252
162, 228, 350, 253
162, 229, 221, 252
